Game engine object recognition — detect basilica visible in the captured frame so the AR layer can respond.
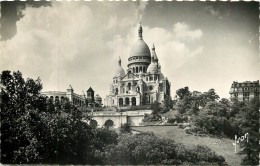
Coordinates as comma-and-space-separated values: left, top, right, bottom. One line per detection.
106, 24, 171, 107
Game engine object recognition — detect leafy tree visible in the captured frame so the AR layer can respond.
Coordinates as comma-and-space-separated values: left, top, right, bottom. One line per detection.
1, 71, 45, 163
104, 132, 224, 165
219, 98, 230, 107
150, 101, 161, 115
0, 70, 106, 164
176, 87, 191, 100
204, 101, 226, 117
234, 99, 259, 165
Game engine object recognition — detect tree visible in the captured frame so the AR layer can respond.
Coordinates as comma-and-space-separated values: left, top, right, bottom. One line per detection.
1, 71, 45, 163
176, 87, 191, 100
150, 101, 161, 116
104, 132, 224, 165
0, 70, 105, 164
235, 99, 259, 165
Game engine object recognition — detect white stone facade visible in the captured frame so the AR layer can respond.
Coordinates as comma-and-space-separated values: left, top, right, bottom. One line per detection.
106, 24, 171, 107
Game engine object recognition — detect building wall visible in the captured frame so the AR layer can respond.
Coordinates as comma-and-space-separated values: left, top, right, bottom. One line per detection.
90, 111, 149, 128
42, 90, 86, 106
230, 80, 260, 102
106, 72, 171, 107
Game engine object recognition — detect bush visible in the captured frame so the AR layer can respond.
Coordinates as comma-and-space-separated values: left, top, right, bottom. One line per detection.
143, 114, 161, 122
178, 124, 185, 129
167, 114, 188, 124
120, 123, 131, 133
184, 127, 192, 134
185, 126, 209, 136
103, 132, 225, 165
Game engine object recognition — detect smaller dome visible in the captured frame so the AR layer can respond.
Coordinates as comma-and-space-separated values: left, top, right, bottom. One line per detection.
147, 58, 158, 74
159, 72, 164, 80
114, 56, 125, 77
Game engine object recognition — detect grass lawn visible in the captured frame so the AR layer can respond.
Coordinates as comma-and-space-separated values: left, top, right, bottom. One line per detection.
132, 126, 244, 166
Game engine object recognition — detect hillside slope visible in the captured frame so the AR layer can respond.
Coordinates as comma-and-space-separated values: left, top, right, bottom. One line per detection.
132, 126, 244, 166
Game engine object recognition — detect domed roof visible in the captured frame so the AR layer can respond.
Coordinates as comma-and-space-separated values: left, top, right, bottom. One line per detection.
159, 71, 164, 79
147, 58, 158, 74
130, 40, 151, 58
114, 56, 125, 77
129, 24, 151, 59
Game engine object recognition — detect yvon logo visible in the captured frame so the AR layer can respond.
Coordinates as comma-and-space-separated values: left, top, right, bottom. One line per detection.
232, 133, 249, 154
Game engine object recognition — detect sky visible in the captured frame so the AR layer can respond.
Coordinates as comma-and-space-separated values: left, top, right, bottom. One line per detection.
0, 1, 259, 102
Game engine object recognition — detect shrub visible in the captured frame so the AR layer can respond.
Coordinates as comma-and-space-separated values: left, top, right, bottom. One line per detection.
143, 114, 161, 122
167, 114, 188, 124
178, 124, 185, 129
103, 132, 225, 165
120, 123, 131, 133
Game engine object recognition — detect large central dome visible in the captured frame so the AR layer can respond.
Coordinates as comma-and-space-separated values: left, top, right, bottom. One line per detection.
130, 40, 151, 58
128, 23, 151, 69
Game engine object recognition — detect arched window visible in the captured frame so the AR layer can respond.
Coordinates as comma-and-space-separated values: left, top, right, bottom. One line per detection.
131, 97, 136, 106
115, 88, 118, 95
140, 66, 142, 72
119, 98, 123, 107
136, 67, 138, 73
128, 83, 131, 90
125, 97, 130, 106
61, 96, 65, 103
104, 120, 114, 129
133, 67, 135, 73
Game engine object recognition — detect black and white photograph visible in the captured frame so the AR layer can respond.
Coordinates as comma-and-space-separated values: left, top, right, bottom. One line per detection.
0, 1, 259, 165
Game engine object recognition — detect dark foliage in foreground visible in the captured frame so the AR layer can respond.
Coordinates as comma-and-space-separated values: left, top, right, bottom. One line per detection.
175, 86, 259, 165
0, 71, 225, 165
0, 70, 114, 164
103, 132, 225, 165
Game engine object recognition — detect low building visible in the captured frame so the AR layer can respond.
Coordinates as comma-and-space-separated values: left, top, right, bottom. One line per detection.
229, 80, 259, 102
42, 86, 102, 107
42, 86, 85, 106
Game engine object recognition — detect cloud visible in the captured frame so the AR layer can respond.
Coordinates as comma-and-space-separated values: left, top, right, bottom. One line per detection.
106, 21, 204, 97
205, 6, 223, 19
173, 22, 203, 41
3, 2, 256, 101
0, 2, 113, 96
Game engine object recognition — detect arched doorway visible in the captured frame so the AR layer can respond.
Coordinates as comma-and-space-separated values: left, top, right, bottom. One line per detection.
132, 97, 136, 106
119, 98, 123, 107
61, 96, 65, 103
125, 97, 129, 106
104, 119, 114, 129
90, 120, 98, 128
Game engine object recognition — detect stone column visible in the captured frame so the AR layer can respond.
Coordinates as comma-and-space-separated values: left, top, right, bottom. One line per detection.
131, 81, 134, 93
136, 95, 140, 106
123, 97, 126, 106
